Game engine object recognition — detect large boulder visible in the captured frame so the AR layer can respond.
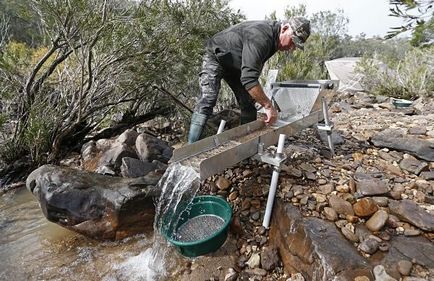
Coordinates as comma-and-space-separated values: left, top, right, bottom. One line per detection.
270, 200, 374, 281
371, 129, 434, 161
26, 164, 162, 240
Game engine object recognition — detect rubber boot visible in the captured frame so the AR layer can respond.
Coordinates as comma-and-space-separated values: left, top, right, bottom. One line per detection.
188, 112, 208, 143
240, 110, 257, 125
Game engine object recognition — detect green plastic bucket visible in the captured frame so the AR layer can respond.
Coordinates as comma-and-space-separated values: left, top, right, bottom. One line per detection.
162, 195, 232, 257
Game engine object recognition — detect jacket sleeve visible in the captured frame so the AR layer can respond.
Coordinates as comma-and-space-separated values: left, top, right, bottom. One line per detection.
240, 40, 269, 90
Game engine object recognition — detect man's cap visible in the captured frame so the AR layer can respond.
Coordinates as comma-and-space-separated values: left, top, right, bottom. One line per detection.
289, 17, 311, 50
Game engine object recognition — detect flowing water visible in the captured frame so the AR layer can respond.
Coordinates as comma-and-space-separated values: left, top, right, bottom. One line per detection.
0, 162, 200, 281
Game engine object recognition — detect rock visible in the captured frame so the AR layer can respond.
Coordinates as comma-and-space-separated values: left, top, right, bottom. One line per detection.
353, 198, 379, 217
116, 129, 139, 146
389, 200, 434, 231
270, 201, 373, 280
318, 183, 334, 195
341, 226, 359, 242
373, 265, 397, 281
329, 195, 354, 216
98, 143, 138, 170
26, 164, 161, 240
365, 210, 388, 232
282, 165, 303, 178
81, 140, 97, 161
397, 260, 412, 276
399, 155, 428, 175
408, 126, 426, 135
135, 133, 173, 163
290, 273, 306, 281
215, 176, 231, 190
224, 268, 238, 281
246, 253, 260, 269
356, 179, 389, 197
95, 165, 116, 176
372, 197, 389, 207
354, 276, 370, 281
323, 207, 338, 221
420, 171, 434, 180
358, 237, 379, 254
369, 235, 434, 278
244, 268, 267, 276
371, 129, 434, 162
120, 157, 156, 178
260, 246, 280, 271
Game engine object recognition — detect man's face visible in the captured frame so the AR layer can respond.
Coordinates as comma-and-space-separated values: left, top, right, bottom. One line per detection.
278, 23, 296, 52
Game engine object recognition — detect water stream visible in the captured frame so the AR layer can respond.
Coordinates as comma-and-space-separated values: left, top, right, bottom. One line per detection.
0, 162, 200, 281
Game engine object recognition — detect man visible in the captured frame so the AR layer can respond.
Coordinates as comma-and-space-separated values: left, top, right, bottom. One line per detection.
188, 17, 311, 143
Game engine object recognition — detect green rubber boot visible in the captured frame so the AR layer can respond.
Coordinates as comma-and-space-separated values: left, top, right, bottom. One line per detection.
188, 112, 208, 143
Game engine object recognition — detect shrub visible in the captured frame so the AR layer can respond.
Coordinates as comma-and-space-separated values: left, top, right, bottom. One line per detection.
356, 47, 434, 99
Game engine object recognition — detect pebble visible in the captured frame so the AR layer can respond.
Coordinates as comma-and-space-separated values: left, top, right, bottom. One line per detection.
397, 260, 412, 276
353, 198, 379, 217
358, 237, 379, 254
341, 226, 359, 242
373, 265, 397, 281
216, 176, 231, 190
366, 210, 388, 232
324, 207, 338, 221
246, 253, 261, 269
354, 276, 370, 281
224, 268, 238, 281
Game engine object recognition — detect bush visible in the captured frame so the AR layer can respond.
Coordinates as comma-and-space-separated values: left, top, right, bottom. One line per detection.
356, 47, 434, 99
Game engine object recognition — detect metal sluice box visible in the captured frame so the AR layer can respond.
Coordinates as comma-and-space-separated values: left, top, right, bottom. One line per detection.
171, 80, 339, 180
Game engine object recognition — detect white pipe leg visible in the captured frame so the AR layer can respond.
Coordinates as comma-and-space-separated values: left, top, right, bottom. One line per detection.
262, 168, 280, 228
262, 134, 286, 229
217, 120, 226, 134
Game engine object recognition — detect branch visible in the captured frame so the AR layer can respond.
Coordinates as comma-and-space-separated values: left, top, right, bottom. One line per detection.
153, 85, 193, 114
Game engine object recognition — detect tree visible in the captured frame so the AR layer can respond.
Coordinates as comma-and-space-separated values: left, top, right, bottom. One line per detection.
0, 0, 243, 165
387, 0, 434, 44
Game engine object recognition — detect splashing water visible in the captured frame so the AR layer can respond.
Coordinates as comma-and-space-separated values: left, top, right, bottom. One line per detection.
116, 162, 200, 281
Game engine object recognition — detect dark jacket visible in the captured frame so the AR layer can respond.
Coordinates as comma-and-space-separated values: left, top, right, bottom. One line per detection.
206, 21, 280, 90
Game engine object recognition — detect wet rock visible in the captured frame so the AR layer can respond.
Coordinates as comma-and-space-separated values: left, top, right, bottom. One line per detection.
397, 260, 412, 276
365, 210, 388, 232
329, 195, 354, 216
356, 178, 389, 197
26, 164, 161, 240
216, 176, 231, 190
389, 200, 434, 231
399, 155, 428, 175
371, 129, 434, 162
358, 237, 379, 254
270, 201, 373, 280
260, 246, 280, 271
353, 198, 378, 217
373, 265, 397, 281
120, 157, 156, 178
135, 133, 173, 163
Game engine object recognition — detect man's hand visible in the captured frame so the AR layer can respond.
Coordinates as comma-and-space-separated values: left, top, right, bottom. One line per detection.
247, 84, 278, 125
264, 103, 278, 125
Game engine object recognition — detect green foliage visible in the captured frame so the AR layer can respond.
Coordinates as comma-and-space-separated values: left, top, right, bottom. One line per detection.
356, 47, 434, 99
387, 0, 434, 40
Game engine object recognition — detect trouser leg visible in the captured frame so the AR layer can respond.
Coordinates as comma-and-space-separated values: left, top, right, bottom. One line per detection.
223, 74, 257, 124
188, 52, 223, 143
